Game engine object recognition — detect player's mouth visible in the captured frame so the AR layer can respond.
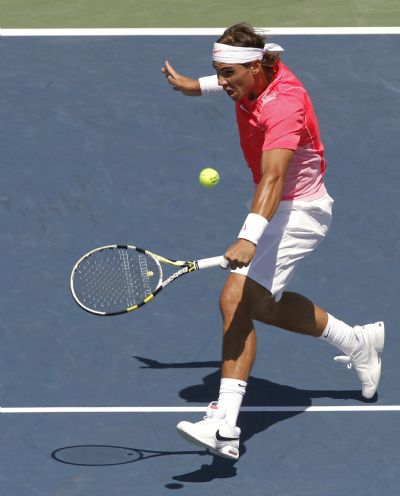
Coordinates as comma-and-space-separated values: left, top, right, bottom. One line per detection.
225, 88, 237, 99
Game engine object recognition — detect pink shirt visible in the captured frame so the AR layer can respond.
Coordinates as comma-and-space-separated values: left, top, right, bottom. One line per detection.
236, 62, 327, 201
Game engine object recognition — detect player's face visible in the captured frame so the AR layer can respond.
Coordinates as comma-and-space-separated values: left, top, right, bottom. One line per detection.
213, 62, 256, 101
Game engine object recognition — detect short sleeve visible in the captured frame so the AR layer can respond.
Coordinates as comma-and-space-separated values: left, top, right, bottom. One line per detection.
260, 88, 305, 151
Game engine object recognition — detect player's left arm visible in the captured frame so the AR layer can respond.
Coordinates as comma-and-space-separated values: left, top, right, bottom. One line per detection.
224, 149, 293, 269
162, 60, 222, 96
162, 60, 202, 96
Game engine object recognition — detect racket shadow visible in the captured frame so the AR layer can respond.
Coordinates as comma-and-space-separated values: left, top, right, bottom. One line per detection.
52, 444, 207, 467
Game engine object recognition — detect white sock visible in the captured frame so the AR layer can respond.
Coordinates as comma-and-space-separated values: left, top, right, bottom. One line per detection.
320, 313, 363, 356
218, 378, 247, 428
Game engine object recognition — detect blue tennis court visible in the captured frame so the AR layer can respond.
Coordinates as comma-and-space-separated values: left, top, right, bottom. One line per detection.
0, 33, 399, 494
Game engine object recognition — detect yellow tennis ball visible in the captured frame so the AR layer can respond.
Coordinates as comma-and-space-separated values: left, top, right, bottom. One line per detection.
199, 168, 220, 188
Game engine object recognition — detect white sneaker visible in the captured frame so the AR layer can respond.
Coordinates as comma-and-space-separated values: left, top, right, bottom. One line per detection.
334, 321, 385, 399
176, 401, 240, 460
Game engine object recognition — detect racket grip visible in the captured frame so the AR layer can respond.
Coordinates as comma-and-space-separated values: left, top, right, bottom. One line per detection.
197, 256, 230, 270
219, 257, 230, 269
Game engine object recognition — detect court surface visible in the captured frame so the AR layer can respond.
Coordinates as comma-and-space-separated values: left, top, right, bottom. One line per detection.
0, 33, 399, 495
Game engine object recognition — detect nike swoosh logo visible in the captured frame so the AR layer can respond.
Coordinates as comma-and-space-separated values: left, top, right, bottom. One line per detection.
215, 429, 239, 442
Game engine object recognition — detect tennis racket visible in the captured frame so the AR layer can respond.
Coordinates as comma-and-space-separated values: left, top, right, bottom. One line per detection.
70, 244, 228, 316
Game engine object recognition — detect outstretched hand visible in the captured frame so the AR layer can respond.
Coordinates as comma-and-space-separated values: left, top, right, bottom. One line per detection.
161, 60, 202, 96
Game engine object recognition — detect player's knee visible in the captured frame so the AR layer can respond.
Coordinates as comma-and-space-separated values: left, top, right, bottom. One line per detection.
219, 288, 238, 316
219, 280, 258, 324
219, 284, 245, 319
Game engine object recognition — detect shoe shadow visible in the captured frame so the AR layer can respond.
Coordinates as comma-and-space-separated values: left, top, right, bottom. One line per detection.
134, 356, 372, 483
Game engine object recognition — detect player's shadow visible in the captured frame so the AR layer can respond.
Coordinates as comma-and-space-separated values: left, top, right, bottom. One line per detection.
134, 355, 374, 483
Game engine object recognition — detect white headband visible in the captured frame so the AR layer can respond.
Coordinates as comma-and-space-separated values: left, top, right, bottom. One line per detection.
212, 42, 284, 64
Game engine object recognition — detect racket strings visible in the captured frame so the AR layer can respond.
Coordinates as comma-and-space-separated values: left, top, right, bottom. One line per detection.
137, 254, 153, 297
73, 248, 161, 313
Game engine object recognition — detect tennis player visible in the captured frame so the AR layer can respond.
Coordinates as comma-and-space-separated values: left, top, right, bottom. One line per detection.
162, 23, 384, 461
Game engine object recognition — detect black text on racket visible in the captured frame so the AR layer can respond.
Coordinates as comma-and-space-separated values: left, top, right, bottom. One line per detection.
70, 245, 228, 316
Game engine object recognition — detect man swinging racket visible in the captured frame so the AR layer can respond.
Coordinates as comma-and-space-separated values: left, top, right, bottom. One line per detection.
162, 22, 384, 461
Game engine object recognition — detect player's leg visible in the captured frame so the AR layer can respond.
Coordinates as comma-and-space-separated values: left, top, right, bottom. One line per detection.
177, 273, 253, 461
219, 273, 257, 381
250, 285, 384, 399
249, 283, 327, 337
219, 274, 384, 401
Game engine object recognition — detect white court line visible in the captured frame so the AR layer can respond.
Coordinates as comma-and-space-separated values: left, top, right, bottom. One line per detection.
1, 405, 400, 414
0, 27, 400, 37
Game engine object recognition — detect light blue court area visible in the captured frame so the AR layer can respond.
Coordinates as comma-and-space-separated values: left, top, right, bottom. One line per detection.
0, 34, 399, 494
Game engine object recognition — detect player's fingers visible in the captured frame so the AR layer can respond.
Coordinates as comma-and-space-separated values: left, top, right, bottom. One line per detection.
165, 60, 180, 79
167, 74, 180, 88
231, 258, 245, 269
162, 67, 174, 81
223, 255, 236, 270
223, 252, 251, 270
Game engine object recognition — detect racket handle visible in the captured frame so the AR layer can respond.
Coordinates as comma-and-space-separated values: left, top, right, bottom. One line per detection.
197, 256, 230, 270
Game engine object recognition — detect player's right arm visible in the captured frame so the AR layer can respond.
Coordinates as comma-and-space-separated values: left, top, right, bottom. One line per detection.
162, 60, 222, 96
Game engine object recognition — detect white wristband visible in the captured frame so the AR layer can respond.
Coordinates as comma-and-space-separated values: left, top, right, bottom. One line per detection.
198, 75, 223, 95
238, 213, 269, 245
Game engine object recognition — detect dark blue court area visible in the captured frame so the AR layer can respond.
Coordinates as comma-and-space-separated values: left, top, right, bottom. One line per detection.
0, 34, 399, 495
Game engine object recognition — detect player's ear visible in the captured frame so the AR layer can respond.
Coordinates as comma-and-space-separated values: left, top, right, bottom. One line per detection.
251, 60, 262, 75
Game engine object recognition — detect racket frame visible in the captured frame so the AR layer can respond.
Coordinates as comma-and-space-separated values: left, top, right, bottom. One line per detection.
70, 244, 223, 316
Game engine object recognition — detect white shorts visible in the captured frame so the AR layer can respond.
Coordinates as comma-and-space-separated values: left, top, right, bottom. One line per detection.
233, 194, 334, 301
